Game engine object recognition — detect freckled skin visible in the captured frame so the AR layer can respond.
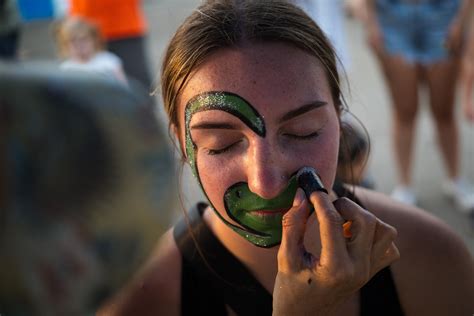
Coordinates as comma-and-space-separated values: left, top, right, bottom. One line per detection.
178, 42, 340, 249
185, 93, 332, 247
185, 91, 299, 247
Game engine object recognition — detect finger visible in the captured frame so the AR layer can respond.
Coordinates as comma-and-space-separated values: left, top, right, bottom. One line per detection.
370, 221, 399, 275
333, 197, 377, 263
371, 220, 398, 262
279, 188, 310, 272
310, 191, 349, 265
370, 242, 400, 278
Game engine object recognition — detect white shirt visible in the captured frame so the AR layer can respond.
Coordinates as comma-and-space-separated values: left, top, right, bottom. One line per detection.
61, 51, 127, 85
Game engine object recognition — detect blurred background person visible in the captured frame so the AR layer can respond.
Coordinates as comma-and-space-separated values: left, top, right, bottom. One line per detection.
55, 16, 127, 85
0, 64, 176, 316
363, 0, 474, 212
69, 0, 153, 90
0, 0, 21, 60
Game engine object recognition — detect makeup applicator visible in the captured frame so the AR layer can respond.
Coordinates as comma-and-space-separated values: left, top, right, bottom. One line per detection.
296, 167, 352, 238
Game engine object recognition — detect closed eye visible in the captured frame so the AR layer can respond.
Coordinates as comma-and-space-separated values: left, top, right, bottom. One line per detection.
283, 131, 320, 140
204, 140, 243, 155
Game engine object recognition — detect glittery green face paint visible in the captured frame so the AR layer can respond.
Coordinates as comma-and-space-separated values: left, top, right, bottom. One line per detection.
185, 91, 265, 177
223, 176, 298, 247
185, 91, 297, 247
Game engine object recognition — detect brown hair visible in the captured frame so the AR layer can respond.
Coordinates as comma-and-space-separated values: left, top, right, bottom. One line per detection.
160, 0, 344, 137
54, 16, 104, 58
337, 118, 371, 185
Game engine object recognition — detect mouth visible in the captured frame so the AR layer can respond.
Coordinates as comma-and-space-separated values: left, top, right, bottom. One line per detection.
222, 179, 298, 246
249, 208, 289, 217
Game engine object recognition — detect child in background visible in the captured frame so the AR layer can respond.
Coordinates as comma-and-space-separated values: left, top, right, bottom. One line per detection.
55, 17, 127, 85
337, 118, 375, 189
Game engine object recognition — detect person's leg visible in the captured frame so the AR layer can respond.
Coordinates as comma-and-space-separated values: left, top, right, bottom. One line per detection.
424, 58, 459, 180
374, 53, 420, 204
424, 58, 474, 212
378, 54, 420, 187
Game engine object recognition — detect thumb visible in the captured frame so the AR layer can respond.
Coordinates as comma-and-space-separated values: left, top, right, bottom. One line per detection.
278, 188, 310, 272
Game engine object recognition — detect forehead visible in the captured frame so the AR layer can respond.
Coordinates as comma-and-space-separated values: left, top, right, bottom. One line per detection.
67, 29, 92, 39
178, 42, 332, 123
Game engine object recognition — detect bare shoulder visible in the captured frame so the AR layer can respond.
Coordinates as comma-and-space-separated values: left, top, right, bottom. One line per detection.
97, 228, 182, 316
353, 187, 474, 315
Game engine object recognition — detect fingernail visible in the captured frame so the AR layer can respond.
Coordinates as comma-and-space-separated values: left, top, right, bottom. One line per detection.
293, 188, 305, 207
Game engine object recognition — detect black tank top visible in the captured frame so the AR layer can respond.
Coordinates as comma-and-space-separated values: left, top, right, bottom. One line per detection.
173, 184, 405, 315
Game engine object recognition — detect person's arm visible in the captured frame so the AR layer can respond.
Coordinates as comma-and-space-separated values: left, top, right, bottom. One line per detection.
446, 0, 474, 54
344, 0, 369, 22
356, 187, 474, 315
461, 10, 474, 121
396, 219, 474, 315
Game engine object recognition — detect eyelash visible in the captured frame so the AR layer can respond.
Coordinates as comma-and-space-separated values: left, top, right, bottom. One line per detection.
284, 131, 320, 140
205, 140, 242, 156
203, 131, 320, 156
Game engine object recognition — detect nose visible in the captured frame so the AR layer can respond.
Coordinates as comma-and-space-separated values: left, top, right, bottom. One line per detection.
246, 139, 288, 200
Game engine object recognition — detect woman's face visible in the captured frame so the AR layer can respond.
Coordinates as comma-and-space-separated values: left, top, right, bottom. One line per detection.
177, 42, 340, 247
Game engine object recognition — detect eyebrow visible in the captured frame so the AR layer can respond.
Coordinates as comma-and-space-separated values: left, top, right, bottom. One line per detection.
278, 101, 327, 124
190, 122, 239, 130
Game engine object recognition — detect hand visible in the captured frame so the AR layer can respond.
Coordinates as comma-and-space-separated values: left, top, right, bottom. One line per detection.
273, 189, 400, 316
445, 18, 463, 56
344, 0, 369, 22
365, 20, 384, 56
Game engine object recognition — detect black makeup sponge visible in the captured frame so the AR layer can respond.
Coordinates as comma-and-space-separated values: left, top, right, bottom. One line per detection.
296, 167, 328, 200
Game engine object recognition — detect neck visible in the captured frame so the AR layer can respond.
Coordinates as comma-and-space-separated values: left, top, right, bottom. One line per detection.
203, 207, 280, 293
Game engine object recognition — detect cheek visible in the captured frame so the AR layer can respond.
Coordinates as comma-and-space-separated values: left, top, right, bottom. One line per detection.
195, 153, 242, 218
67, 42, 77, 54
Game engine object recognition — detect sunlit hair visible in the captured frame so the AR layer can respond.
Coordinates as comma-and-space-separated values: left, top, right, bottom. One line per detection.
54, 16, 104, 58
160, 0, 345, 142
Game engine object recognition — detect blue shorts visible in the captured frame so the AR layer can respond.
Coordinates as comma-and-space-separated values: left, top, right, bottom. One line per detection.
376, 0, 460, 64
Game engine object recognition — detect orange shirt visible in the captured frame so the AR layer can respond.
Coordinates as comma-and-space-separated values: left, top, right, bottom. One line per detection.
70, 0, 147, 40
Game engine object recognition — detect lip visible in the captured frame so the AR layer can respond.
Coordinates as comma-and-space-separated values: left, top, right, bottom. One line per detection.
249, 208, 289, 216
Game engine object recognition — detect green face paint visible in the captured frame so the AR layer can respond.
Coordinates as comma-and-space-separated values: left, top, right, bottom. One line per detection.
185, 91, 298, 247
224, 176, 298, 247
185, 91, 265, 177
